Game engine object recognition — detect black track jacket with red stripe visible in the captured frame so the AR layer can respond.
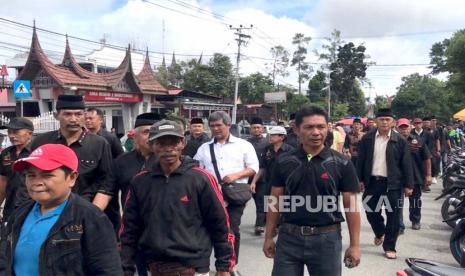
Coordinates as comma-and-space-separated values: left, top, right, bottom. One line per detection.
119, 156, 235, 274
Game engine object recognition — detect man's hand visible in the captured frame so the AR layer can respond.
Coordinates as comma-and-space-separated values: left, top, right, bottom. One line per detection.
263, 238, 276, 258
250, 182, 256, 193
359, 182, 365, 193
404, 187, 413, 197
344, 246, 361, 268
216, 272, 230, 276
223, 173, 240, 184
425, 175, 432, 187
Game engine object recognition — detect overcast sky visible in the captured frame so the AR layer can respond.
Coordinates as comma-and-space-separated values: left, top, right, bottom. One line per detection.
1, 0, 464, 98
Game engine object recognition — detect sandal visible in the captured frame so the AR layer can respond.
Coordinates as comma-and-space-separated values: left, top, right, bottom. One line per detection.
385, 251, 397, 259
374, 235, 384, 246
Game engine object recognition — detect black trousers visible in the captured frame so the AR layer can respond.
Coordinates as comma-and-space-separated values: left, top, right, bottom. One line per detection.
432, 153, 440, 177
399, 185, 422, 229
252, 180, 271, 227
362, 177, 402, 252
226, 204, 246, 265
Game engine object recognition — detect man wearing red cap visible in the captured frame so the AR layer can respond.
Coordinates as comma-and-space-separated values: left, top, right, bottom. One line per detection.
397, 118, 432, 232
0, 144, 122, 275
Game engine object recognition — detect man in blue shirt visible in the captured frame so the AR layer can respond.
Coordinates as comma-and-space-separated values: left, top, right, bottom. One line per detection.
0, 143, 122, 275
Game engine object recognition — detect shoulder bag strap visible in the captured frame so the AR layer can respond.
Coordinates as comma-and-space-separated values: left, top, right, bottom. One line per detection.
209, 143, 222, 183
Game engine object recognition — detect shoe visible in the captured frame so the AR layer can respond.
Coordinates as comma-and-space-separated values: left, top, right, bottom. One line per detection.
385, 251, 397, 259
230, 271, 242, 276
432, 177, 438, 184
374, 235, 384, 246
398, 228, 405, 235
254, 226, 264, 235
412, 223, 421, 230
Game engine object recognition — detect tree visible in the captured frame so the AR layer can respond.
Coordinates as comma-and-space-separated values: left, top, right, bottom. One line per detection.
347, 81, 367, 116
332, 103, 349, 120
156, 63, 169, 87
374, 95, 389, 110
391, 73, 450, 119
315, 29, 344, 66
291, 33, 312, 95
308, 70, 328, 107
238, 73, 274, 103
286, 94, 310, 114
267, 45, 290, 88
206, 53, 235, 98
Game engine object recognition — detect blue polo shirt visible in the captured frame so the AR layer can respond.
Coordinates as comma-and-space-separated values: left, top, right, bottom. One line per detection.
13, 200, 68, 276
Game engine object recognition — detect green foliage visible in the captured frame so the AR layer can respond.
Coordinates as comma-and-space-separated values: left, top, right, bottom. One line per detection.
238, 73, 274, 103
291, 33, 312, 95
332, 103, 349, 120
391, 73, 450, 119
268, 45, 290, 87
286, 93, 310, 114
156, 63, 169, 87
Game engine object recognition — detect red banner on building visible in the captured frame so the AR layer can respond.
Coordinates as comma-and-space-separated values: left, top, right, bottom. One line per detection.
84, 91, 142, 103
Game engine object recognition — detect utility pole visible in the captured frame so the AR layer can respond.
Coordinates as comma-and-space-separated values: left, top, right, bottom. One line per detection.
230, 24, 252, 124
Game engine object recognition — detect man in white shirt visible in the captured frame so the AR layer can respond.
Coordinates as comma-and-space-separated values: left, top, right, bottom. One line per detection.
194, 111, 259, 274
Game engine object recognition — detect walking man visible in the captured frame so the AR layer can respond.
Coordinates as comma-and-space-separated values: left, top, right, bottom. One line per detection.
182, 117, 210, 158
30, 95, 114, 211
120, 120, 234, 276
411, 118, 435, 192
0, 118, 34, 223
263, 106, 361, 276
194, 111, 259, 272
250, 126, 293, 235
357, 108, 413, 259
397, 118, 432, 232
247, 117, 269, 235
343, 118, 365, 166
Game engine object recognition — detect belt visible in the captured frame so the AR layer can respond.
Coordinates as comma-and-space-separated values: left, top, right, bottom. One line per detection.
281, 223, 341, 236
148, 262, 195, 276
371, 176, 387, 181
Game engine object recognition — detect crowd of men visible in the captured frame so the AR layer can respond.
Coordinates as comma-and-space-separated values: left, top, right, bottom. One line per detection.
0, 94, 463, 275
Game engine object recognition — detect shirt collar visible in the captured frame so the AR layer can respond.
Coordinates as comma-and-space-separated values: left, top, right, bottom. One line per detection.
415, 129, 423, 135
297, 146, 331, 160
33, 199, 68, 218
211, 134, 239, 144
376, 129, 391, 138
57, 128, 88, 145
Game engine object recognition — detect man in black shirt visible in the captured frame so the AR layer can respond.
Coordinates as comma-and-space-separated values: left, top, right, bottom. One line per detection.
251, 126, 293, 235
0, 118, 33, 222
285, 113, 300, 148
247, 117, 270, 234
182, 117, 210, 157
263, 106, 361, 276
397, 118, 432, 231
411, 118, 435, 192
30, 95, 113, 211
85, 107, 124, 159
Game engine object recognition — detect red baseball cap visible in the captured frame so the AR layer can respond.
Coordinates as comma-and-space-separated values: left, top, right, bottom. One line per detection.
397, 118, 410, 127
13, 144, 78, 172
413, 118, 422, 123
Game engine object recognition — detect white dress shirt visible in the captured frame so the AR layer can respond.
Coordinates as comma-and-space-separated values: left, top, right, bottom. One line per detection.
371, 130, 391, 177
194, 134, 259, 184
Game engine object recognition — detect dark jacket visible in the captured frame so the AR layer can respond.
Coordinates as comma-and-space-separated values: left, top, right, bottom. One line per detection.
356, 129, 414, 190
182, 132, 210, 158
0, 193, 123, 276
120, 156, 234, 274
98, 128, 124, 159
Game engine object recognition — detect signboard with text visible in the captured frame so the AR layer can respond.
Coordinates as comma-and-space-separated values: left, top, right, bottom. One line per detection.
264, 92, 286, 103
83, 91, 142, 103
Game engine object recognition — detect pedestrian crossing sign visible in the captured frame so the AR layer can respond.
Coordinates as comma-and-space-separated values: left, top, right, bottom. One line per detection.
13, 80, 31, 98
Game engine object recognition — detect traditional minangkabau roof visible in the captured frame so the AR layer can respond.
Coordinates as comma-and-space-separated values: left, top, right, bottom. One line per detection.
17, 24, 146, 93
137, 49, 167, 94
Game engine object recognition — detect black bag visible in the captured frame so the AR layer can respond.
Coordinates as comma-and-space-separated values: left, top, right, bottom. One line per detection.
209, 143, 252, 205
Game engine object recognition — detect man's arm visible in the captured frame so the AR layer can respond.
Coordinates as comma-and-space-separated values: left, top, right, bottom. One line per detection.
197, 170, 234, 273
342, 191, 361, 266
400, 139, 414, 190
356, 138, 367, 191
223, 168, 255, 184
250, 169, 265, 193
263, 187, 283, 258
93, 141, 114, 210
0, 175, 6, 207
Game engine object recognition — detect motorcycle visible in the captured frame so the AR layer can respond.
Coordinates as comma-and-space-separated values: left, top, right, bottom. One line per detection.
397, 258, 465, 275
450, 218, 465, 267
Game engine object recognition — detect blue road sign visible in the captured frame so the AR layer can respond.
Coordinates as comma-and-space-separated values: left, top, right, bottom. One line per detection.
13, 80, 31, 98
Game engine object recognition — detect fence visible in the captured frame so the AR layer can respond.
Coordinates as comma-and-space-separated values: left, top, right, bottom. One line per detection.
0, 114, 10, 128
32, 111, 60, 133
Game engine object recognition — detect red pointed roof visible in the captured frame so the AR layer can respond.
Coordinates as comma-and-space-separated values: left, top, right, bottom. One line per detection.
137, 49, 167, 94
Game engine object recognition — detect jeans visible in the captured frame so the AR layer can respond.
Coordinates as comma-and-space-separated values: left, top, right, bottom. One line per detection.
272, 229, 342, 276
226, 204, 246, 264
362, 178, 402, 252
252, 180, 271, 227
399, 185, 422, 230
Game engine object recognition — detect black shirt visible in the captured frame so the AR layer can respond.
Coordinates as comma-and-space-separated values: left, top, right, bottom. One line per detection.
271, 146, 359, 226
285, 131, 300, 149
182, 132, 210, 158
406, 135, 431, 186
248, 135, 270, 167
261, 143, 294, 183
411, 129, 435, 153
98, 128, 124, 159
30, 129, 114, 201
0, 144, 32, 220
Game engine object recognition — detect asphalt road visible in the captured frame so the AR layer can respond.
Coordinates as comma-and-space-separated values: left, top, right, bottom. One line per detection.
228, 181, 460, 276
